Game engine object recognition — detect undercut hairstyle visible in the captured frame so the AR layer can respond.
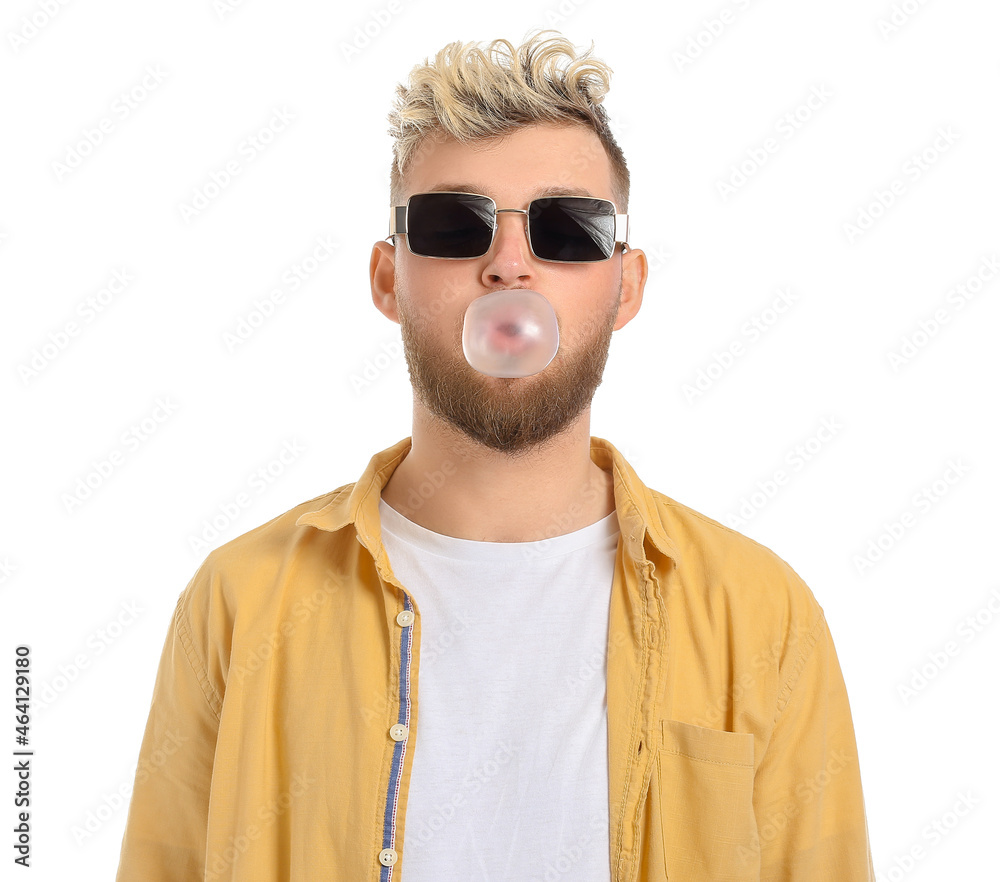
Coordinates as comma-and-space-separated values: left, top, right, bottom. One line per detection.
387, 30, 630, 212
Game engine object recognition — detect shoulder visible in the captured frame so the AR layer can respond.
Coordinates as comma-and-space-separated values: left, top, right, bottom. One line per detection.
179, 484, 354, 613
650, 488, 823, 631
648, 490, 831, 705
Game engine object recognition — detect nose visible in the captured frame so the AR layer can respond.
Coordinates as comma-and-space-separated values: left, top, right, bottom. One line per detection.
482, 208, 533, 285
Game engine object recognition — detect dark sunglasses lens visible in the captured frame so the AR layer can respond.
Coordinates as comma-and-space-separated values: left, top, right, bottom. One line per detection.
407, 193, 494, 258
529, 197, 616, 261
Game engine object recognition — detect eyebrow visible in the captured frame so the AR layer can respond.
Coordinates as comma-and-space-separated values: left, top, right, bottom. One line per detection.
425, 183, 596, 200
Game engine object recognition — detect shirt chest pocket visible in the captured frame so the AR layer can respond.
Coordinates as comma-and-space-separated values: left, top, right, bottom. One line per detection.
656, 719, 758, 881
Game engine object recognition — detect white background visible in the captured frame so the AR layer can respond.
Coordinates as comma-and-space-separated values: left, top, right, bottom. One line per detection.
2, 0, 998, 878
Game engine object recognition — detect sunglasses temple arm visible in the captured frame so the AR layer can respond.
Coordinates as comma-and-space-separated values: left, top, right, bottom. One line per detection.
389, 205, 407, 239
615, 214, 629, 248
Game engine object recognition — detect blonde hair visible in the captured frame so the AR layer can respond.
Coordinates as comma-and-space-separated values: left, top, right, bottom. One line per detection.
387, 30, 629, 211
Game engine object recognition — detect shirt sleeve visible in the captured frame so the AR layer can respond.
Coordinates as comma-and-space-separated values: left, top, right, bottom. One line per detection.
115, 576, 223, 881
754, 611, 875, 881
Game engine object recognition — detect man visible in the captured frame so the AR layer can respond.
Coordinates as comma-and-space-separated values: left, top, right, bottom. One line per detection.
116, 30, 874, 882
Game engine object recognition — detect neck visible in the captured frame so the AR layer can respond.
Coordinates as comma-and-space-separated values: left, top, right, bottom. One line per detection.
379, 404, 615, 543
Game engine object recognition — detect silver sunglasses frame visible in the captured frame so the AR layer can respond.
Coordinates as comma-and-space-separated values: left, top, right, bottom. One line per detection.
388, 190, 630, 263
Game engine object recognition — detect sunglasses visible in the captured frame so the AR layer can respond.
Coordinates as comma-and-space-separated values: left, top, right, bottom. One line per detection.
389, 191, 629, 263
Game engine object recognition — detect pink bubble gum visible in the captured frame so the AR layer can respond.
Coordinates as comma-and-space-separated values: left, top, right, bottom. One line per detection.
462, 289, 560, 378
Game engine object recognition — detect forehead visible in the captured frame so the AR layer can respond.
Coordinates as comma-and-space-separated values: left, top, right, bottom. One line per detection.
403, 123, 616, 204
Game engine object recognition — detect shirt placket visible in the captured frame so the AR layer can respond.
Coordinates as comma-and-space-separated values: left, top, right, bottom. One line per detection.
377, 592, 415, 878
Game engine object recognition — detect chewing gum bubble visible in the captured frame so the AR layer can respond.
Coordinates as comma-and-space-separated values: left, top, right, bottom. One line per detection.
462, 289, 559, 378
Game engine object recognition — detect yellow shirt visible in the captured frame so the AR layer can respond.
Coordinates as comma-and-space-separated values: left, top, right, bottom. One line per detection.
115, 436, 874, 881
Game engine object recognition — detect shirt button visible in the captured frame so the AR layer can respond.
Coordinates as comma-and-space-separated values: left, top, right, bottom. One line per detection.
396, 610, 414, 627
389, 723, 408, 741
379, 847, 398, 866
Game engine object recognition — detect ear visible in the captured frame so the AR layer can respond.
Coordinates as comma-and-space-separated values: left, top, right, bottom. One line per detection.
370, 239, 399, 324
614, 246, 648, 331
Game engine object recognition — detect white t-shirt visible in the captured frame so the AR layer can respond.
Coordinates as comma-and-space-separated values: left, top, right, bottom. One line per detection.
378, 497, 620, 882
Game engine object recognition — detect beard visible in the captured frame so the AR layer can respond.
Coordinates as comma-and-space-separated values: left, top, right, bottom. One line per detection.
396, 283, 621, 459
